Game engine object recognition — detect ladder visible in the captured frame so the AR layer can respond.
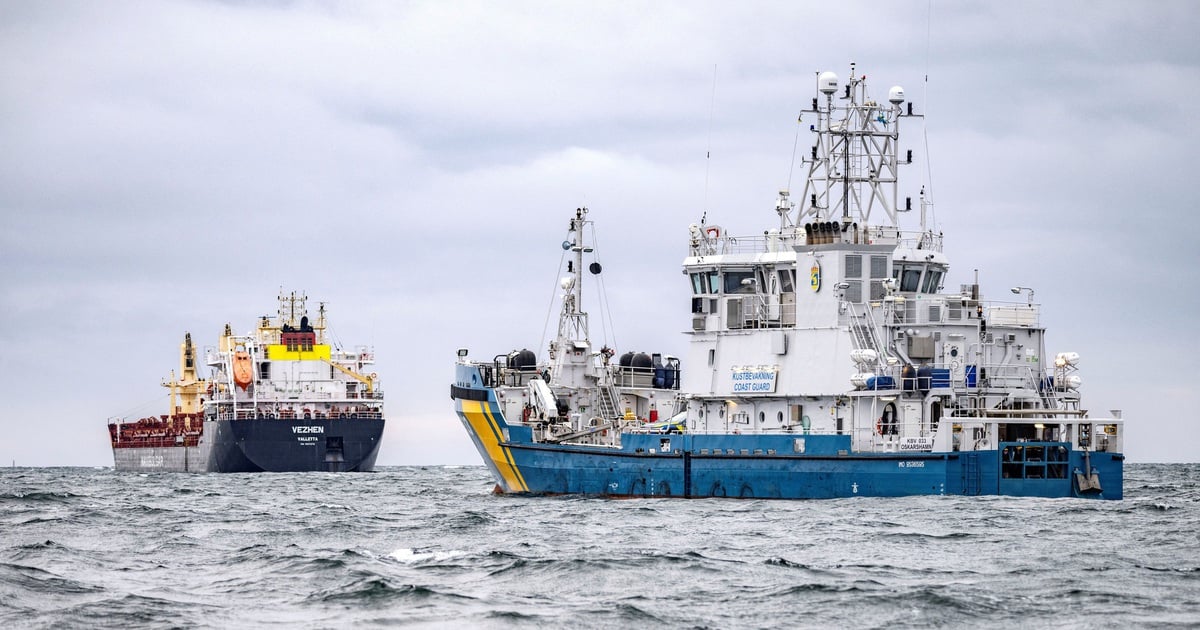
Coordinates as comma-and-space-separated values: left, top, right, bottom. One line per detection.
597, 385, 620, 420
845, 301, 887, 371
963, 453, 981, 495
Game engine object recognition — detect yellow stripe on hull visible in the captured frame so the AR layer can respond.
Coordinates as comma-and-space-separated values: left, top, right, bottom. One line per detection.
458, 399, 527, 492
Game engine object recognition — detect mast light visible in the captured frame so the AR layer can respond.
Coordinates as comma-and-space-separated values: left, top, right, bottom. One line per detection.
1011, 286, 1035, 305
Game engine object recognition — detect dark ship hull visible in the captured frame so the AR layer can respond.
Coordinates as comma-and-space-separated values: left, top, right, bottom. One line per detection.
111, 417, 385, 473
209, 417, 384, 472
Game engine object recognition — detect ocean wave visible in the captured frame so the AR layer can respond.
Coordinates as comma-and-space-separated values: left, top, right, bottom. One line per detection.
0, 490, 81, 503
3, 464, 1196, 628
879, 530, 975, 541
386, 547, 468, 564
1135, 564, 1200, 573
576, 601, 666, 624
308, 576, 477, 607
440, 509, 497, 528
51, 593, 216, 630
0, 562, 103, 596
5, 540, 84, 562
10, 515, 67, 526
773, 581, 886, 597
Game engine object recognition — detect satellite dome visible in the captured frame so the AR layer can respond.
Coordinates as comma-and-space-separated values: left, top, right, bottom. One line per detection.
888, 85, 905, 105
818, 71, 838, 95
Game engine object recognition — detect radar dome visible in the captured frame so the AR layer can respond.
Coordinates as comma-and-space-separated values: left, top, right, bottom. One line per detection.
888, 86, 905, 104
818, 71, 838, 95
507, 349, 537, 371
631, 353, 653, 369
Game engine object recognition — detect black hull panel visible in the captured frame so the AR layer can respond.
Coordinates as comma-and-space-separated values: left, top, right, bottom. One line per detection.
112, 417, 385, 472
208, 418, 385, 472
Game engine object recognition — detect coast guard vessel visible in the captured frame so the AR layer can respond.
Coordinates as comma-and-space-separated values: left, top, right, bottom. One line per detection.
450, 65, 1123, 499
108, 291, 385, 472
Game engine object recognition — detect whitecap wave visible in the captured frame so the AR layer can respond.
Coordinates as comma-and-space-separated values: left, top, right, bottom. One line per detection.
387, 548, 465, 563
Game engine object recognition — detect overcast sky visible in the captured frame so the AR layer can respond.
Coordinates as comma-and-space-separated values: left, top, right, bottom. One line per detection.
2, 1, 1197, 467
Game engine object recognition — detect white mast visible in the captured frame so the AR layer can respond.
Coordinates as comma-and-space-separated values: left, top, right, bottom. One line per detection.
550, 207, 596, 388
793, 62, 915, 230
557, 207, 591, 344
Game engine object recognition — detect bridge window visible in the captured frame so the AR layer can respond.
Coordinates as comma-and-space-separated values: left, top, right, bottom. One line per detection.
900, 267, 922, 292
922, 269, 943, 294
777, 269, 795, 293
723, 271, 756, 294
690, 272, 720, 294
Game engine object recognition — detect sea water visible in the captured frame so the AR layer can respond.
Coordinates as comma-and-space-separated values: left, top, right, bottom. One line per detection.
1, 464, 1197, 628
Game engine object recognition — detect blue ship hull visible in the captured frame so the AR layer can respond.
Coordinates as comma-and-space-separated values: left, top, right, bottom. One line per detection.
454, 388, 1123, 500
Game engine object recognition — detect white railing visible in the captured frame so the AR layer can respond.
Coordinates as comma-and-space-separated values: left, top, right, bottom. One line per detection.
208, 390, 384, 403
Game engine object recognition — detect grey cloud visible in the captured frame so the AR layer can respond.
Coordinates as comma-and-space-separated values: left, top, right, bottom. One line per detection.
1, 0, 1197, 465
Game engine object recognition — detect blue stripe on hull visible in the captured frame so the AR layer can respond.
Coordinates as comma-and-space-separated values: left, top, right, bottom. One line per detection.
505, 447, 1123, 500
509, 445, 951, 498
451, 385, 1122, 500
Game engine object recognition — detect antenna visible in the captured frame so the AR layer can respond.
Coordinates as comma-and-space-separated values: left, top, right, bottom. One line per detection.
701, 64, 716, 225
922, 0, 937, 227
785, 110, 802, 204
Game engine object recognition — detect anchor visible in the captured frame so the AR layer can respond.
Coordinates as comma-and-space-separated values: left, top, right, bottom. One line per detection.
1074, 449, 1103, 494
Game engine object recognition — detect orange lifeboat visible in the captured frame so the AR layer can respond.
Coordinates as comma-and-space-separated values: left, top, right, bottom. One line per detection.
232, 351, 253, 390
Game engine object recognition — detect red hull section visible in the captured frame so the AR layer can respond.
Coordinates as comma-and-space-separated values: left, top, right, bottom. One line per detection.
109, 414, 204, 449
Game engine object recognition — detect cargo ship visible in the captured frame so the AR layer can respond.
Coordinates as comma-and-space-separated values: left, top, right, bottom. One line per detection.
450, 64, 1124, 499
109, 291, 385, 472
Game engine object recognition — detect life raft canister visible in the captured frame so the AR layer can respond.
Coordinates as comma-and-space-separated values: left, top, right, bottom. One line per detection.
232, 350, 253, 391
